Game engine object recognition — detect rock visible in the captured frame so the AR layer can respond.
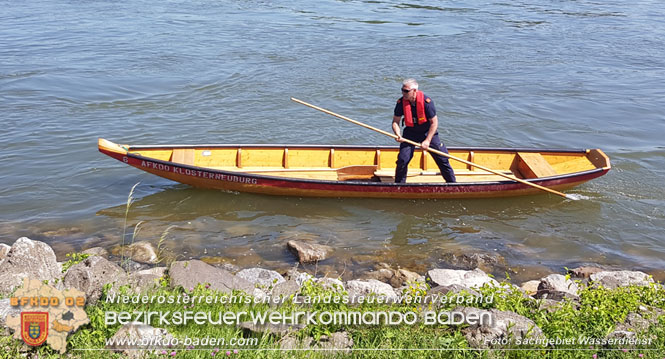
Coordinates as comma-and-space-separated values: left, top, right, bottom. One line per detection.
612, 308, 665, 334
106, 322, 175, 358
520, 280, 541, 296
236, 268, 286, 293
317, 331, 354, 352
345, 279, 397, 303
123, 267, 168, 294
590, 271, 654, 289
426, 268, 499, 289
365, 265, 422, 288
271, 280, 301, 302
568, 266, 603, 279
0, 237, 62, 295
81, 247, 109, 258
280, 335, 314, 350
316, 277, 345, 291
285, 269, 313, 286
219, 263, 241, 274
239, 320, 305, 336
119, 241, 159, 264
428, 284, 481, 298
535, 274, 579, 300
456, 307, 544, 348
391, 268, 423, 288
439, 253, 506, 273
169, 260, 254, 295
0, 243, 10, 260
365, 268, 394, 283
287, 240, 333, 263
0, 299, 22, 334
63, 256, 129, 305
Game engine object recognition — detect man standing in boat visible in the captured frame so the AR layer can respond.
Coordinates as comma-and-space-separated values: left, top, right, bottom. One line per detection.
392, 78, 456, 183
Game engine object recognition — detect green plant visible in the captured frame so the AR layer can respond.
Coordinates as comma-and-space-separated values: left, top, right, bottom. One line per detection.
61, 252, 91, 273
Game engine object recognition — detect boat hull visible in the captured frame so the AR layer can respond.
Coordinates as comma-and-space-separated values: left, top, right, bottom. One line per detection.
99, 139, 610, 199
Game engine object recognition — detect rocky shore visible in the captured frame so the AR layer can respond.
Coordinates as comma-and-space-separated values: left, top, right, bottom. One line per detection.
0, 237, 663, 355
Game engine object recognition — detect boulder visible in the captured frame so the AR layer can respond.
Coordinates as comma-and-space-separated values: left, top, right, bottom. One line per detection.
271, 280, 301, 302
456, 307, 544, 348
169, 260, 254, 295
122, 267, 167, 294
535, 274, 579, 299
365, 264, 422, 288
236, 268, 286, 293
63, 256, 129, 305
239, 320, 305, 336
0, 243, 10, 260
0, 299, 22, 335
590, 271, 654, 289
316, 277, 345, 291
106, 322, 175, 358
280, 332, 353, 352
0, 237, 61, 295
280, 335, 314, 350
317, 331, 354, 352
568, 266, 603, 279
520, 280, 541, 296
426, 268, 499, 289
345, 279, 397, 303
287, 240, 333, 263
285, 269, 313, 286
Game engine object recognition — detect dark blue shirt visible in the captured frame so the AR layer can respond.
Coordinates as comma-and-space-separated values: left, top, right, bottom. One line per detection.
394, 93, 437, 134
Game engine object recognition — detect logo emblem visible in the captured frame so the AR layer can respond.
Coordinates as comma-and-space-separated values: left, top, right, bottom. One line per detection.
21, 312, 48, 346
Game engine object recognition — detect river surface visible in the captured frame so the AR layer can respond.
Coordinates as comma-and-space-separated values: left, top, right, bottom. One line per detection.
1, 0, 664, 282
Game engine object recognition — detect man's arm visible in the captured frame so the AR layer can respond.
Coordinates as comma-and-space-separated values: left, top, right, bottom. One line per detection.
392, 116, 404, 142
421, 115, 438, 150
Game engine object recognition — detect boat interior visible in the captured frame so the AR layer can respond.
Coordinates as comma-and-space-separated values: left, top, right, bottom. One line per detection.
123, 144, 610, 183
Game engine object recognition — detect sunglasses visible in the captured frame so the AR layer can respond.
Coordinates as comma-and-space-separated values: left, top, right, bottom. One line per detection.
401, 88, 414, 93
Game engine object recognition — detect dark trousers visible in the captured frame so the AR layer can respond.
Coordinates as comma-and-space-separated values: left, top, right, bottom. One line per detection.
395, 132, 456, 183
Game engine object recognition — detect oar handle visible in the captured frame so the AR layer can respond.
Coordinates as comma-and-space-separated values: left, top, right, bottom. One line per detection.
291, 97, 576, 200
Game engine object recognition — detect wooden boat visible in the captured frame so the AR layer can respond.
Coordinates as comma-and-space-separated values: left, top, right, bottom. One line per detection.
98, 138, 610, 199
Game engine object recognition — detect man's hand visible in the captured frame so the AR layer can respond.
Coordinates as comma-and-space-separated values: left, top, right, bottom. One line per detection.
421, 138, 431, 150
395, 135, 405, 143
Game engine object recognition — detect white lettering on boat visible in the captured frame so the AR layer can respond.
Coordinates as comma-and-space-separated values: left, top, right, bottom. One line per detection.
138, 160, 258, 184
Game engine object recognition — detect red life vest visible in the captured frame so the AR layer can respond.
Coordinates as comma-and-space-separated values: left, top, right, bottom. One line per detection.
402, 91, 428, 127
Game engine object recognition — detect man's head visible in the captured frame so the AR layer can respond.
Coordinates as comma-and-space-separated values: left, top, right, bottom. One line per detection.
401, 78, 418, 102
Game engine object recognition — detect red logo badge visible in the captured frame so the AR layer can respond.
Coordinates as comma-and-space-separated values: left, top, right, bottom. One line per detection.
21, 312, 48, 346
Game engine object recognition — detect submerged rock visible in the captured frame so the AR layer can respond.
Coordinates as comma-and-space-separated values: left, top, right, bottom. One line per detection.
116, 241, 159, 265
81, 246, 109, 258
287, 240, 333, 264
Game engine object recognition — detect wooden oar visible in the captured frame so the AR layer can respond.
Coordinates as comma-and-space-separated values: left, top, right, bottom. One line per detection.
245, 165, 377, 181
290, 97, 580, 200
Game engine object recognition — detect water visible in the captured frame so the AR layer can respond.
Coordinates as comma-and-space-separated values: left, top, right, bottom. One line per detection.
1, 0, 664, 282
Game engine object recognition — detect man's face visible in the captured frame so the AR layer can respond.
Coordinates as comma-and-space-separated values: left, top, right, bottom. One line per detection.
401, 86, 417, 102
